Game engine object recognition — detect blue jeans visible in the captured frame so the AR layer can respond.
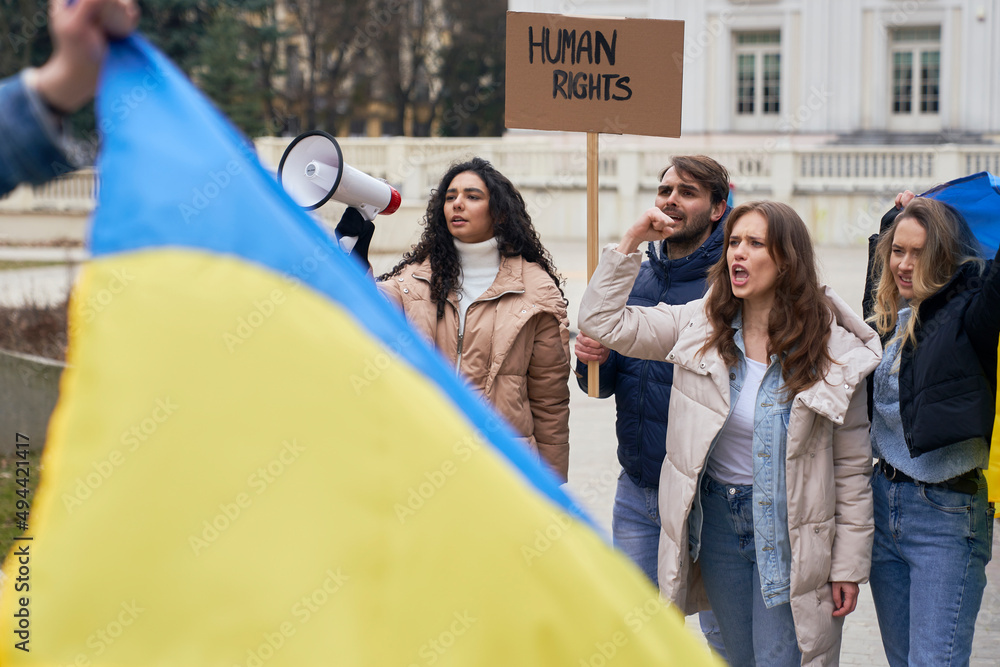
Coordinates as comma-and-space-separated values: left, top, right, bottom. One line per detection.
698, 475, 802, 666
612, 469, 727, 658
869, 467, 994, 666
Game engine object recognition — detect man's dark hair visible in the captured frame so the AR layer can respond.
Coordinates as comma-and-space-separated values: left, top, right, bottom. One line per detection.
658, 155, 730, 207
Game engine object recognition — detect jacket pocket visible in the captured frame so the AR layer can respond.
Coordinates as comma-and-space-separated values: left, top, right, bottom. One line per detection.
917, 485, 975, 540
791, 519, 835, 593
917, 484, 972, 513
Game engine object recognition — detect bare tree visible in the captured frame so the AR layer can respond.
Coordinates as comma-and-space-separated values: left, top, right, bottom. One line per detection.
281, 0, 363, 132
435, 0, 506, 136
355, 0, 444, 136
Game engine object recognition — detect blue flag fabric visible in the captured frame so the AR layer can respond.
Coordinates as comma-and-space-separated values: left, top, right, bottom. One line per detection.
920, 171, 1000, 256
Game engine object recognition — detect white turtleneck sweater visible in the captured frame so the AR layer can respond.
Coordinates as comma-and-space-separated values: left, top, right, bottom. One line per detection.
454, 236, 501, 335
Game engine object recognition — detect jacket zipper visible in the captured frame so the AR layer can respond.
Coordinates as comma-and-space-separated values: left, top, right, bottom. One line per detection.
406, 268, 525, 374
634, 266, 673, 480
635, 360, 650, 465
455, 288, 525, 372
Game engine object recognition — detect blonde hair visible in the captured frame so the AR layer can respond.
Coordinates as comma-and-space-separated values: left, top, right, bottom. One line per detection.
870, 198, 985, 351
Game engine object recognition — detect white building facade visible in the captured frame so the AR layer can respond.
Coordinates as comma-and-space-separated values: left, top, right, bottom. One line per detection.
459, 0, 1000, 246
4, 1, 999, 250
509, 0, 1000, 141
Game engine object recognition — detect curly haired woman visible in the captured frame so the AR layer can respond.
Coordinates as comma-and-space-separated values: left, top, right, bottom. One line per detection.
377, 158, 571, 480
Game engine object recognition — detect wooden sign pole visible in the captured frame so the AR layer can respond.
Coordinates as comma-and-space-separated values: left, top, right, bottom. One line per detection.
586, 131, 600, 398
504, 11, 685, 400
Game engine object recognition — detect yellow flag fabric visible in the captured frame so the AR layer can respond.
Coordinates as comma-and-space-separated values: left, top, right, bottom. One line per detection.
0, 36, 718, 665
988, 339, 1000, 502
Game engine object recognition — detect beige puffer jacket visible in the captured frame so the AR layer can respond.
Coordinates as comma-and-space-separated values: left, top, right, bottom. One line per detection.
579, 245, 882, 665
380, 255, 571, 479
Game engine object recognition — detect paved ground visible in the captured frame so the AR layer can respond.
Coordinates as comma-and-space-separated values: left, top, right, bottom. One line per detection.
2, 236, 997, 664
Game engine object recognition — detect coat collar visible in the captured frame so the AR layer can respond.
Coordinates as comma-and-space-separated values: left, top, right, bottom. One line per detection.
645, 204, 729, 282
668, 288, 882, 424
794, 286, 882, 424
410, 254, 524, 293
479, 255, 526, 301
918, 258, 985, 319
409, 254, 566, 317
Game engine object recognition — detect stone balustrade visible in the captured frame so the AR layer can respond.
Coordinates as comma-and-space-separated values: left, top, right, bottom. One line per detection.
3, 139, 999, 250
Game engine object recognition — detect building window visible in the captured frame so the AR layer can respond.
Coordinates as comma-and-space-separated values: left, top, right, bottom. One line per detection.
737, 54, 756, 114
762, 53, 780, 113
891, 26, 940, 116
733, 31, 780, 129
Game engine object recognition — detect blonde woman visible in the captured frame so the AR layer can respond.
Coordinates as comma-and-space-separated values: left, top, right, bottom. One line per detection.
865, 194, 999, 666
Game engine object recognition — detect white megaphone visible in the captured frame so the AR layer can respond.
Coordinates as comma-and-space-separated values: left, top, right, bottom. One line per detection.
277, 130, 401, 221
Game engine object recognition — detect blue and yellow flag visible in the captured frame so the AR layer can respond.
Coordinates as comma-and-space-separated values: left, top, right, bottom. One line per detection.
0, 36, 715, 665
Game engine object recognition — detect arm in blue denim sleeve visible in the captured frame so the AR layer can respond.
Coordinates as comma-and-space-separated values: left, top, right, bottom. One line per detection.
0, 71, 72, 196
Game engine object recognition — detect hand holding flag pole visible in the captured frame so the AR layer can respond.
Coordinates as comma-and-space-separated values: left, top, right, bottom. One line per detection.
27, 0, 139, 114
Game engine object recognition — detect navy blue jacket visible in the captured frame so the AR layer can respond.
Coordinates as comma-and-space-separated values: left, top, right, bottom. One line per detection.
576, 213, 727, 488
865, 206, 1000, 457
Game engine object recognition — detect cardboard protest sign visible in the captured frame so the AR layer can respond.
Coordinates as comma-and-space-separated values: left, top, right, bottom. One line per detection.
505, 12, 684, 137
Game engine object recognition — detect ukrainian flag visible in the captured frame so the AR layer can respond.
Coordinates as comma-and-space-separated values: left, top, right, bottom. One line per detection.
0, 36, 715, 665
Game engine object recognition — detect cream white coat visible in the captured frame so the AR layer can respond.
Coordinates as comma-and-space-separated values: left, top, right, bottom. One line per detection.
579, 246, 882, 665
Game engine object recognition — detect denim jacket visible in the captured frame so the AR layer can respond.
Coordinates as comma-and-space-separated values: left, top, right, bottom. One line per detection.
0, 71, 71, 196
689, 314, 793, 607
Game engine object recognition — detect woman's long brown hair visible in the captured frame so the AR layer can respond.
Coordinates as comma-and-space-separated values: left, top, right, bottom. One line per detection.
700, 201, 833, 398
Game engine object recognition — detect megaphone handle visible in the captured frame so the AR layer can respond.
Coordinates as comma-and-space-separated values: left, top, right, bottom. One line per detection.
334, 206, 376, 270
355, 203, 380, 222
